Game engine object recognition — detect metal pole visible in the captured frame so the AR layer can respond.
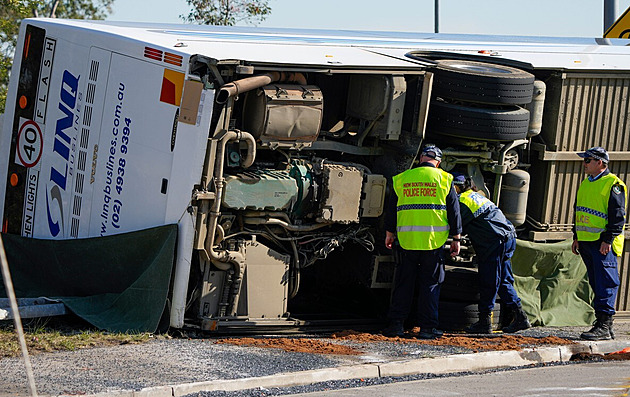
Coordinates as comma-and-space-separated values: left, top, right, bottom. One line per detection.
0, 236, 38, 397
434, 0, 440, 33
604, 0, 619, 33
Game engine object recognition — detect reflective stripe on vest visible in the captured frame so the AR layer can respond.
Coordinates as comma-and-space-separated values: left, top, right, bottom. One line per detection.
397, 225, 451, 233
459, 190, 496, 218
575, 172, 627, 256
393, 166, 452, 250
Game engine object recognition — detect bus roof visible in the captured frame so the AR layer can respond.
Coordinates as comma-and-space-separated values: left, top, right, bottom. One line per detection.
28, 18, 630, 70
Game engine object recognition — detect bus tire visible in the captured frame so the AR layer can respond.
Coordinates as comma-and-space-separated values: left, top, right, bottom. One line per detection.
441, 266, 481, 302
432, 60, 535, 105
438, 301, 500, 331
428, 102, 530, 141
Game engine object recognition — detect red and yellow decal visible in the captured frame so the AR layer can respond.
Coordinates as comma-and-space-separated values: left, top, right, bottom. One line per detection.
160, 69, 185, 106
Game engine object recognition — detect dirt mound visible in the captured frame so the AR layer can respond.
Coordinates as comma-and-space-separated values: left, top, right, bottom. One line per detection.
605, 352, 630, 360
572, 347, 630, 361
215, 337, 362, 355
331, 330, 575, 352
215, 330, 576, 355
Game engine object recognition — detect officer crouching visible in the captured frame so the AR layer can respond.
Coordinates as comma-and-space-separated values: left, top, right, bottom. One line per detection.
451, 173, 531, 334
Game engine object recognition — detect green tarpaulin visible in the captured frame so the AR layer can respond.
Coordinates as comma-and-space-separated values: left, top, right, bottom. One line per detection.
512, 238, 595, 326
0, 225, 177, 333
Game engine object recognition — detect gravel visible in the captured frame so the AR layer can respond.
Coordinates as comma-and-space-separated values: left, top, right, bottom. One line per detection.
0, 339, 357, 396
0, 324, 628, 397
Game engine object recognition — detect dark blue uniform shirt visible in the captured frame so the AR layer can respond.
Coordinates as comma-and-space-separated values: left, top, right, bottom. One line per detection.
458, 191, 516, 261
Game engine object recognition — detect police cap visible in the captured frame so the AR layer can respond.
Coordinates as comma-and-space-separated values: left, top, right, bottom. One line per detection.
421, 145, 443, 161
577, 147, 609, 163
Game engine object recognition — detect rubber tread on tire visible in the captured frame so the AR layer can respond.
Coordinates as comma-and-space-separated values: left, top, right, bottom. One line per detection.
432, 59, 535, 105
438, 301, 500, 331
441, 266, 481, 302
428, 101, 530, 141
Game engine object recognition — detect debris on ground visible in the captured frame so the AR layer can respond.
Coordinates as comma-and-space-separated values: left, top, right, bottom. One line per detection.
570, 352, 604, 361
570, 347, 630, 362
215, 330, 577, 355
215, 337, 362, 355
603, 351, 630, 360
331, 330, 576, 352
602, 347, 630, 361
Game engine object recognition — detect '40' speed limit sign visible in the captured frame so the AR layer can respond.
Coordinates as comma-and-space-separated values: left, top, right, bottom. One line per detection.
16, 119, 43, 168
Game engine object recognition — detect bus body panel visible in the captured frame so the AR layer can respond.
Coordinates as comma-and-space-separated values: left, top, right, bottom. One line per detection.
3, 19, 630, 330
2, 21, 213, 241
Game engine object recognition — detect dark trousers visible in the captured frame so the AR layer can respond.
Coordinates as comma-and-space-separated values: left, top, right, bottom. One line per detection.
387, 247, 444, 329
578, 240, 620, 315
477, 237, 521, 313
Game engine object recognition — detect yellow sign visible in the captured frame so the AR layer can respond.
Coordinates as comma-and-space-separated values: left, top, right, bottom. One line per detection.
604, 5, 630, 38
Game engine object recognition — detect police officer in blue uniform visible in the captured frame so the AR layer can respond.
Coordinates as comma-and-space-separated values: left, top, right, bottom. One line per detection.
452, 173, 531, 334
382, 145, 462, 339
572, 147, 627, 340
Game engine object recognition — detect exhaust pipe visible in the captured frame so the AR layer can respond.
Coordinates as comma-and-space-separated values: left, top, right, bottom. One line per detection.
216, 72, 307, 104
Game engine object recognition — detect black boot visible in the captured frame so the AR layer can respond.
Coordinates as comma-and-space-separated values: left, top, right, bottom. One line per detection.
581, 312, 614, 340
499, 305, 515, 331
418, 327, 444, 339
382, 319, 405, 337
466, 311, 492, 334
502, 306, 531, 333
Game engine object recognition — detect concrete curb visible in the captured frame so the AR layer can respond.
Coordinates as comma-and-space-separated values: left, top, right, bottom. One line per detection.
71, 340, 630, 397
172, 364, 381, 396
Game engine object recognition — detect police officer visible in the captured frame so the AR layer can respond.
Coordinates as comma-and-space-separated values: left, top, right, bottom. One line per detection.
572, 147, 627, 340
451, 173, 530, 334
382, 145, 462, 339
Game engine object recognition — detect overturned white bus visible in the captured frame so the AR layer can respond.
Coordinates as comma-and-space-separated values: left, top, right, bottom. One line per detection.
1, 19, 629, 331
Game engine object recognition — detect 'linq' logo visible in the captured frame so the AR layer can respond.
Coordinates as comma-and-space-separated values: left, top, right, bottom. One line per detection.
46, 70, 79, 237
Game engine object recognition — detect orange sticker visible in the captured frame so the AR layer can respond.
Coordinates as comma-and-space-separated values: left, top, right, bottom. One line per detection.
160, 69, 185, 106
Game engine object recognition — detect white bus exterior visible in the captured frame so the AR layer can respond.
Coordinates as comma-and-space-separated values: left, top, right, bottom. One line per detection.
2, 19, 630, 329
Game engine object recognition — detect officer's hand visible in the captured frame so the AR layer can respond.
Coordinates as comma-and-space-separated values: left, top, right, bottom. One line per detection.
450, 240, 460, 257
600, 242, 612, 256
571, 239, 580, 255
385, 231, 395, 250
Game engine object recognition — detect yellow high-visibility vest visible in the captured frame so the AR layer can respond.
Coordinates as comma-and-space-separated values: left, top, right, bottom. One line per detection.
392, 166, 452, 250
459, 189, 495, 217
576, 173, 627, 256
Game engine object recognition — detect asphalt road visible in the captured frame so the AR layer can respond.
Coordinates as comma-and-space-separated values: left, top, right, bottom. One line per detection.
290, 361, 630, 396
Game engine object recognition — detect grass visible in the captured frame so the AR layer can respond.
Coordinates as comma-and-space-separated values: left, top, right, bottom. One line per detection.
0, 317, 161, 359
